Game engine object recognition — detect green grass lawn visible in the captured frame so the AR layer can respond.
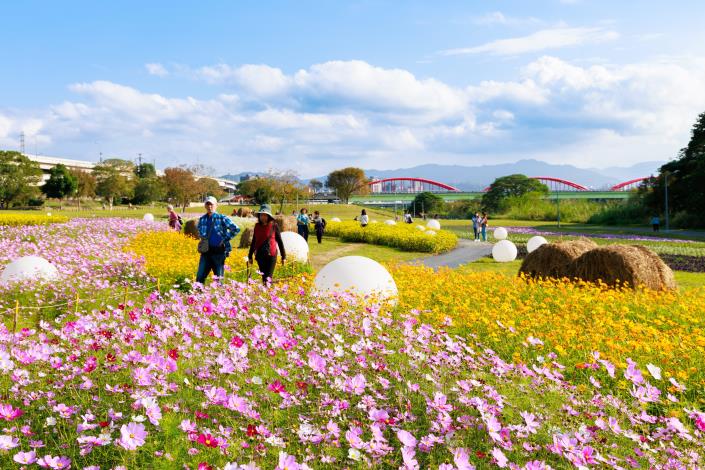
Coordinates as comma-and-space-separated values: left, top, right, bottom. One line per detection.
307, 235, 427, 270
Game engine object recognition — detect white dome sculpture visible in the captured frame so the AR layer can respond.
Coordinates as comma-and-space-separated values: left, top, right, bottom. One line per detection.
143, 213, 155, 222
493, 227, 508, 240
527, 236, 548, 253
425, 230, 437, 236
416, 225, 426, 231
492, 240, 518, 263
1, 256, 60, 283
280, 231, 309, 263
314, 256, 397, 301
330, 217, 341, 223
426, 219, 441, 230
384, 220, 396, 225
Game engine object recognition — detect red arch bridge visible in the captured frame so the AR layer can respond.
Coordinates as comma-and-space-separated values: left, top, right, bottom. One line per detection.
367, 176, 650, 194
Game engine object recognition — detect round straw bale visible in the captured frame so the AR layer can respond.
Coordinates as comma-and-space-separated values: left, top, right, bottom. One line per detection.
519, 238, 597, 280
568, 244, 676, 290
274, 215, 297, 233
183, 219, 199, 239
238, 227, 254, 248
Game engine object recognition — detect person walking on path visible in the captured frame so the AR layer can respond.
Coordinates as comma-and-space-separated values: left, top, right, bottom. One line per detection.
480, 211, 489, 242
248, 204, 287, 285
311, 210, 326, 244
196, 196, 241, 284
651, 215, 660, 232
359, 209, 369, 227
471, 212, 480, 242
167, 204, 182, 231
297, 208, 310, 241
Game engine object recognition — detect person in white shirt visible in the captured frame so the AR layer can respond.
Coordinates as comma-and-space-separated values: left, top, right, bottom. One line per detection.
359, 209, 369, 227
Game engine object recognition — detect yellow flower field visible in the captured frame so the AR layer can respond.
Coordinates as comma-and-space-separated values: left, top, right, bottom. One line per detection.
326, 220, 457, 253
390, 264, 705, 394
0, 213, 68, 226
125, 231, 310, 282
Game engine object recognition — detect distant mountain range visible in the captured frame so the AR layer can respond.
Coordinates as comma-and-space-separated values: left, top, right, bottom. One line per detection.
222, 159, 664, 191
363, 159, 664, 191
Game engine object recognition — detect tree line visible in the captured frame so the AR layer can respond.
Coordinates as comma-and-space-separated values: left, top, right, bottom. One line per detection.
0, 152, 226, 210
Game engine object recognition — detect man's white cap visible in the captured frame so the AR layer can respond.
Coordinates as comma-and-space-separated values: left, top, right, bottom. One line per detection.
204, 196, 218, 205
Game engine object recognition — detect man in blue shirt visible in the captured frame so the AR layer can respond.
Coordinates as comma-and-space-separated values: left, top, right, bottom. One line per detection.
196, 196, 240, 284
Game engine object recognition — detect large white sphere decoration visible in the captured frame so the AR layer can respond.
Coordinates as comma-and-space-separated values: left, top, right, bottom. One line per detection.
384, 220, 396, 225
425, 230, 437, 236
493, 227, 508, 240
492, 240, 518, 263
416, 225, 426, 231
1, 256, 59, 283
527, 236, 548, 253
426, 219, 441, 230
314, 256, 397, 301
331, 217, 341, 223
280, 231, 309, 263
143, 213, 155, 222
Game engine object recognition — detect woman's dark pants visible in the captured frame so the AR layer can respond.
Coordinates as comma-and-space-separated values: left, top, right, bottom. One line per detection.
297, 224, 309, 241
256, 255, 277, 285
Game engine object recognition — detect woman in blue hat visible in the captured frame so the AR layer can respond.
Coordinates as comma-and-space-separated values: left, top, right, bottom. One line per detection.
248, 204, 286, 284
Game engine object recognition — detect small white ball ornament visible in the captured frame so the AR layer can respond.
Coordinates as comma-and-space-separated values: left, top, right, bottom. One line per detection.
425, 230, 437, 236
280, 231, 309, 263
143, 213, 155, 222
330, 217, 341, 223
426, 219, 441, 230
527, 236, 548, 253
314, 256, 397, 301
416, 225, 426, 231
384, 220, 396, 225
493, 227, 508, 240
492, 240, 518, 263
1, 256, 59, 283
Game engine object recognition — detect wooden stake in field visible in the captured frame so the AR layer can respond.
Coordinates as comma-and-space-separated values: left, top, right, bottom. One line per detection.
13, 300, 19, 333
74, 292, 80, 314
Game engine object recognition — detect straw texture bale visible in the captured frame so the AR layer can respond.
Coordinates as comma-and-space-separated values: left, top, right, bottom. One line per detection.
568, 244, 676, 290
238, 227, 254, 248
183, 219, 199, 239
519, 238, 597, 280
274, 215, 297, 233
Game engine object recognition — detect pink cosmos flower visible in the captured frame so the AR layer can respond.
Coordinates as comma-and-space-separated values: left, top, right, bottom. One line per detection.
401, 446, 419, 470
492, 447, 508, 468
690, 411, 705, 431
37, 455, 71, 469
397, 429, 417, 448
0, 403, 23, 421
624, 358, 644, 385
268, 380, 286, 394
118, 422, 147, 450
453, 447, 476, 470
344, 374, 367, 395
0, 435, 19, 450
13, 450, 37, 465
276, 451, 302, 470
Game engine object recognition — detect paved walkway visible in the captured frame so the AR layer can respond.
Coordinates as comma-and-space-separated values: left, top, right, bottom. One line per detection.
412, 239, 493, 269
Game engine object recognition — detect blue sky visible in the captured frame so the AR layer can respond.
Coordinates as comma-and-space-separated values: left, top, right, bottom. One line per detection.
2, 0, 705, 176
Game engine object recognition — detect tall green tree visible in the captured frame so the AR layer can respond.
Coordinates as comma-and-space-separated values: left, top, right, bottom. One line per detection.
70, 169, 97, 208
134, 162, 157, 179
132, 177, 165, 205
164, 167, 199, 212
0, 150, 43, 208
42, 164, 78, 200
644, 111, 705, 227
93, 158, 135, 209
482, 174, 549, 213
326, 167, 369, 204
309, 178, 324, 193
410, 192, 445, 216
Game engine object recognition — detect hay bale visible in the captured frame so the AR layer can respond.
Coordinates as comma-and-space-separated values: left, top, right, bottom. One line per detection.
238, 227, 254, 248
183, 219, 199, 239
569, 245, 676, 290
274, 215, 297, 233
519, 238, 597, 280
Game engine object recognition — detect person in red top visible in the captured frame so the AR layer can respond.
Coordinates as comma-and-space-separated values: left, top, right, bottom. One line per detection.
247, 204, 286, 285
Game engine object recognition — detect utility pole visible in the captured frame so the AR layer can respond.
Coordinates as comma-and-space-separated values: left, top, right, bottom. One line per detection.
556, 192, 561, 228
19, 132, 25, 154
664, 171, 670, 231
